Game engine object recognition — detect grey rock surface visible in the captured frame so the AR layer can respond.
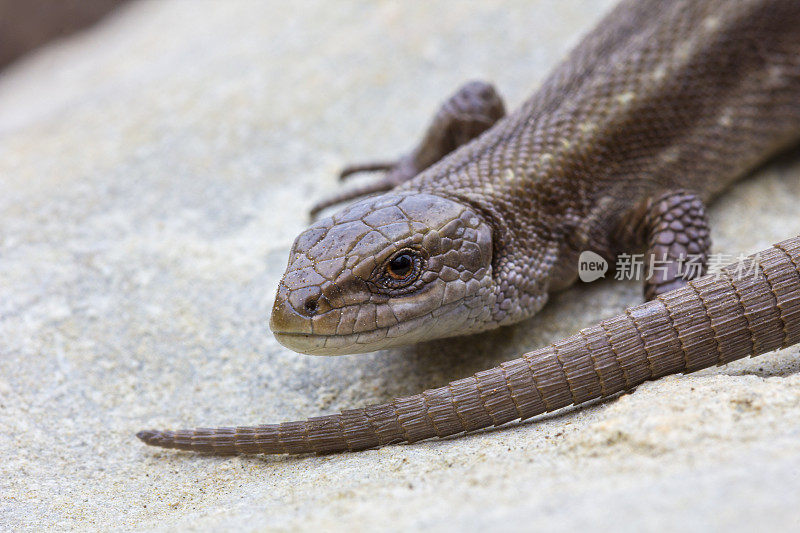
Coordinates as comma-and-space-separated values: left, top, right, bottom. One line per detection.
2, 1, 800, 531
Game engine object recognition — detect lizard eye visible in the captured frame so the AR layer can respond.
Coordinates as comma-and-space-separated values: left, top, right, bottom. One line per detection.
387, 253, 414, 279
377, 249, 424, 289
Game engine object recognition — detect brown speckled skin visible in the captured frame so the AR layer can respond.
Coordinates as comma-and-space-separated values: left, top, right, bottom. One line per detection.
138, 0, 800, 454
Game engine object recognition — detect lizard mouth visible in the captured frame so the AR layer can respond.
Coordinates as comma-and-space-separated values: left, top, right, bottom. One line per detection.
272, 330, 390, 356
272, 308, 445, 356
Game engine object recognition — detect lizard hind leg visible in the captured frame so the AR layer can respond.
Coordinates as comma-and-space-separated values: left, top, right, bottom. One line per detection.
639, 190, 711, 300
309, 80, 506, 217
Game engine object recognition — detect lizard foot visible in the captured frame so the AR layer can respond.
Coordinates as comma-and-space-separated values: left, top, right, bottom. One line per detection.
309, 80, 506, 218
642, 190, 711, 299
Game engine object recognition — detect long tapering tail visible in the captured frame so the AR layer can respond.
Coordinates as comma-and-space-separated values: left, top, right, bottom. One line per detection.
137, 235, 800, 455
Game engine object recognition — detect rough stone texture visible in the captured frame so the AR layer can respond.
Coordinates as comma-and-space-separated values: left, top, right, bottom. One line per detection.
2, 1, 800, 531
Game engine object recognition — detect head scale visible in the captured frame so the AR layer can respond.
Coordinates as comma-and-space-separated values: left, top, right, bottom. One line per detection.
269, 192, 496, 355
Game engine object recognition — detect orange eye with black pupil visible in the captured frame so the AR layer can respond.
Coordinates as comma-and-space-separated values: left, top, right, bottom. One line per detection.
375, 248, 424, 291
387, 253, 413, 279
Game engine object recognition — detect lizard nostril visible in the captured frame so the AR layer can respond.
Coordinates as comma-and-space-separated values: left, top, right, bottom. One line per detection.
303, 298, 318, 316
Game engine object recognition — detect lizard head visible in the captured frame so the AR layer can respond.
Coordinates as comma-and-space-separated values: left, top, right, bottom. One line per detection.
269, 192, 496, 355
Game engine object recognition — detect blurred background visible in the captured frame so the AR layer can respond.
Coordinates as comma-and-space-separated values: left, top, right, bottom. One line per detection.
0, 0, 126, 69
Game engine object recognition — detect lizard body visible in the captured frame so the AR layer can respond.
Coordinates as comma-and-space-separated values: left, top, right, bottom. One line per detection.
271, 0, 800, 356
138, 0, 800, 454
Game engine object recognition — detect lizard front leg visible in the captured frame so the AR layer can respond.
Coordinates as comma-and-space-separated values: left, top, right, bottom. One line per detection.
623, 190, 712, 299
310, 80, 506, 216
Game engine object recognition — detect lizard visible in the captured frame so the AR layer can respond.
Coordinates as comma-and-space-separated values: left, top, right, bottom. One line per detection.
137, 0, 800, 454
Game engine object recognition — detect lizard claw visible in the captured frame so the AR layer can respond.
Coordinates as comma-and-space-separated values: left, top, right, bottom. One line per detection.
309, 179, 399, 218
310, 157, 418, 218
338, 161, 397, 181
